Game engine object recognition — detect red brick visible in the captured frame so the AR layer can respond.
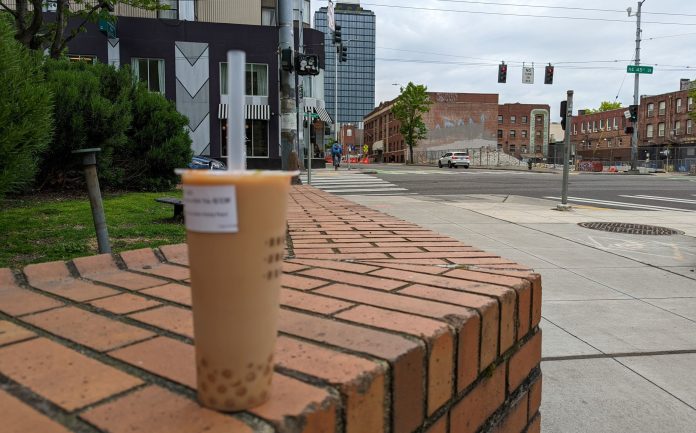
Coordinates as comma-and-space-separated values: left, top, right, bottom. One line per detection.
448, 258, 518, 266
425, 414, 448, 433
450, 363, 506, 433
366, 258, 451, 265
471, 268, 542, 329
0, 320, 36, 346
129, 306, 193, 339
279, 308, 425, 433
336, 305, 454, 415
275, 336, 386, 433
159, 244, 189, 266
281, 274, 330, 291
23, 306, 154, 351
249, 374, 338, 433
109, 336, 196, 388
0, 338, 142, 411
300, 268, 406, 291
361, 261, 448, 275
292, 248, 337, 255
528, 374, 542, 420
73, 254, 166, 290
0, 389, 71, 433
81, 386, 253, 433
295, 252, 389, 260
291, 238, 330, 244
140, 283, 192, 306
120, 248, 190, 281
390, 252, 500, 259
398, 284, 498, 370
374, 241, 463, 248
24, 261, 119, 301
526, 414, 541, 433
338, 246, 424, 254
509, 331, 542, 393
280, 289, 353, 314
290, 259, 379, 274
298, 242, 374, 249
423, 246, 481, 252
0, 268, 63, 316
89, 293, 161, 314
492, 393, 529, 433
282, 261, 310, 273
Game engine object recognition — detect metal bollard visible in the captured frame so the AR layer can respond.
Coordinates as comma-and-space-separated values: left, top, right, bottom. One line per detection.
72, 148, 111, 254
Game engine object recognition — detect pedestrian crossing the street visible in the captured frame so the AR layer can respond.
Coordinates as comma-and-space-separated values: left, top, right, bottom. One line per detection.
543, 195, 696, 212
300, 172, 411, 195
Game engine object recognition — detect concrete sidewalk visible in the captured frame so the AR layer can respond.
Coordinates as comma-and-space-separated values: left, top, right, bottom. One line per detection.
346, 192, 696, 433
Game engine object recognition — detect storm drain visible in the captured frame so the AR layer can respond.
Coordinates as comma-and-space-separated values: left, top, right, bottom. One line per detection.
578, 222, 684, 236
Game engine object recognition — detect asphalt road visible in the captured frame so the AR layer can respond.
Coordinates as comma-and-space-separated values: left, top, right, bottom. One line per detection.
366, 165, 696, 212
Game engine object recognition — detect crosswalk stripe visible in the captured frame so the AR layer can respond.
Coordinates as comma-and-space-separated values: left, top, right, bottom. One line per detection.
322, 187, 408, 193
620, 195, 696, 205
300, 173, 409, 195
544, 196, 694, 212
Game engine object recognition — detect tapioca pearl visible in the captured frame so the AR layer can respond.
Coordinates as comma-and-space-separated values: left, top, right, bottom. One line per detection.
247, 362, 254, 369
217, 385, 227, 394
231, 379, 242, 387
200, 358, 208, 368
267, 255, 274, 264
275, 253, 282, 261
269, 238, 275, 247
266, 271, 273, 280
256, 364, 264, 372
222, 369, 233, 379
246, 372, 256, 382
235, 386, 247, 397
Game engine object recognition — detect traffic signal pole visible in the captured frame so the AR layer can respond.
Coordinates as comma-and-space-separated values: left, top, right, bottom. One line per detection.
279, 0, 297, 171
630, 1, 646, 173
559, 90, 573, 211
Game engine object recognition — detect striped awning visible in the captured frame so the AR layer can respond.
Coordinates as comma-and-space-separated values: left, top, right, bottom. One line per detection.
218, 104, 270, 120
316, 107, 333, 124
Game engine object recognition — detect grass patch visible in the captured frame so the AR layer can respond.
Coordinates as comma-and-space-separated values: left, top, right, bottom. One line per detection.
0, 191, 185, 269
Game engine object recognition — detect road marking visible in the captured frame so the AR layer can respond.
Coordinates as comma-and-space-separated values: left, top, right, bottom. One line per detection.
301, 173, 409, 195
620, 195, 696, 205
544, 196, 694, 212
322, 187, 409, 193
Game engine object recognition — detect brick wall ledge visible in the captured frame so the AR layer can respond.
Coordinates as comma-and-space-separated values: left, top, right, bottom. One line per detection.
0, 185, 542, 433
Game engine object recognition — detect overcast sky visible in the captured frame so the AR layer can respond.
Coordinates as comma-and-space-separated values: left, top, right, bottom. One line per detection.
313, 0, 696, 121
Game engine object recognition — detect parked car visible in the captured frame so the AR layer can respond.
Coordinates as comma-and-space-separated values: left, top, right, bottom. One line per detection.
188, 156, 227, 170
438, 152, 470, 168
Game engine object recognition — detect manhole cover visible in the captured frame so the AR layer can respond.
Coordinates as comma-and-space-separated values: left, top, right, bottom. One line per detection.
578, 222, 684, 235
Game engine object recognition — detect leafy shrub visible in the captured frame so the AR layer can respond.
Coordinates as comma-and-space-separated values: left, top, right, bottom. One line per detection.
0, 18, 53, 198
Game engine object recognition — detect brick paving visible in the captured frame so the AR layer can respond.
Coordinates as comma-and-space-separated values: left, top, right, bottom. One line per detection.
0, 185, 542, 433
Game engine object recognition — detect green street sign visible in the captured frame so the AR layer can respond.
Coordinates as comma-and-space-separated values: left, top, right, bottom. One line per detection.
98, 19, 117, 38
627, 65, 653, 74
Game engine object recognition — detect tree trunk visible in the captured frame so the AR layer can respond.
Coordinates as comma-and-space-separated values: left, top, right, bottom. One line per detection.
409, 143, 414, 164
49, 0, 68, 59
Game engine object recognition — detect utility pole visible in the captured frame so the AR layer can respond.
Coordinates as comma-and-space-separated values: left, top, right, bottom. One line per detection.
297, 1, 305, 171
559, 90, 573, 211
629, 1, 646, 173
279, 0, 297, 171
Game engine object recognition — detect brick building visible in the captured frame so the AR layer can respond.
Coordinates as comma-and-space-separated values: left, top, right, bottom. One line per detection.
570, 108, 631, 162
364, 94, 551, 162
497, 103, 551, 159
639, 88, 696, 163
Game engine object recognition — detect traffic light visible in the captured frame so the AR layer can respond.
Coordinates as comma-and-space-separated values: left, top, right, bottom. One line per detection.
497, 62, 507, 83
544, 64, 554, 85
340, 45, 347, 62
333, 24, 342, 45
628, 104, 638, 122
560, 100, 567, 130
280, 48, 293, 72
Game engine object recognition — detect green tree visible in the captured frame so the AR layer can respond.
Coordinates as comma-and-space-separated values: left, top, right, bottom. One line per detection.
391, 82, 432, 164
583, 101, 622, 114
0, 0, 161, 58
0, 17, 53, 198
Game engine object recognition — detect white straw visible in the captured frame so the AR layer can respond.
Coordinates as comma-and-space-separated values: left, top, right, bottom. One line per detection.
227, 50, 246, 171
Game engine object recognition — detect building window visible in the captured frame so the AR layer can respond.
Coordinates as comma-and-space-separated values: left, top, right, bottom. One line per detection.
158, 0, 178, 19
510, 115, 516, 124
689, 97, 693, 111
581, 123, 585, 133
509, 144, 516, 153
521, 145, 527, 153
592, 120, 597, 132
246, 64, 268, 96
497, 129, 503, 139
658, 122, 665, 137
573, 123, 577, 135
688, 119, 693, 135
646, 124, 654, 138
599, 119, 604, 130
536, 130, 541, 137
676, 98, 682, 113
613, 117, 618, 130
658, 101, 666, 115
536, 116, 542, 124
498, 115, 503, 124
220, 119, 269, 158
509, 130, 516, 138
221, 63, 269, 96
68, 54, 96, 64
131, 58, 165, 94
521, 130, 527, 138
521, 116, 528, 124
262, 7, 277, 26
674, 121, 681, 135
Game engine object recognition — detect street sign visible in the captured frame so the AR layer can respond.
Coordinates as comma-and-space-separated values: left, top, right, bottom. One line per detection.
627, 65, 653, 74
98, 19, 117, 38
522, 66, 534, 84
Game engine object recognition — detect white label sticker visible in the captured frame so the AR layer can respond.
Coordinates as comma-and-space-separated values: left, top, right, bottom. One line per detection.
183, 185, 238, 233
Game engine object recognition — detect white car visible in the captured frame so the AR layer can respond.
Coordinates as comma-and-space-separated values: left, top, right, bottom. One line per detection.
438, 152, 470, 168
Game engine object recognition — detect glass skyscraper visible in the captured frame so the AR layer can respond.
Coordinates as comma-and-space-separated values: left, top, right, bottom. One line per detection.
315, 2, 375, 125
